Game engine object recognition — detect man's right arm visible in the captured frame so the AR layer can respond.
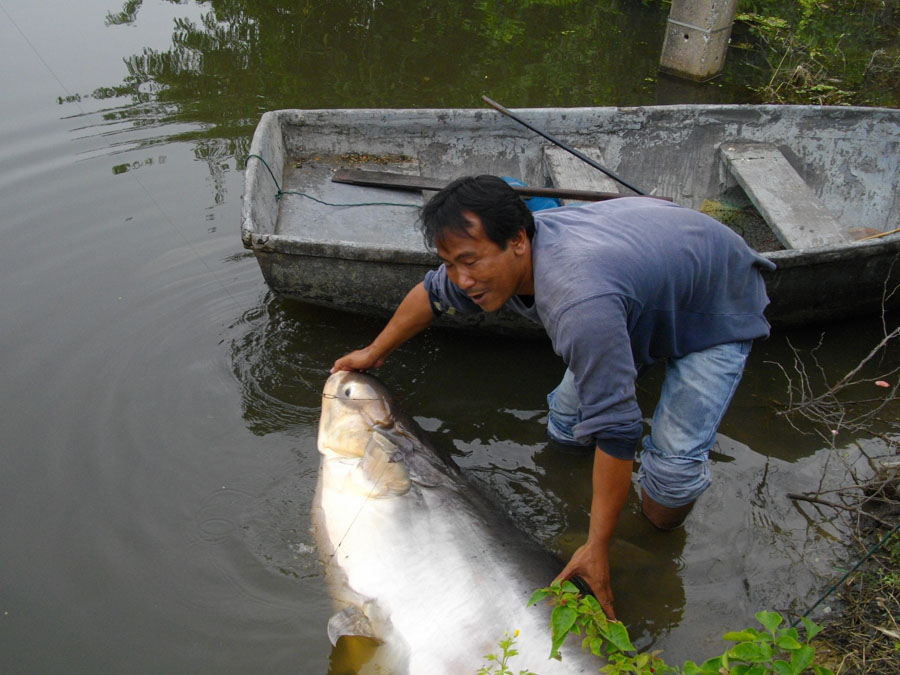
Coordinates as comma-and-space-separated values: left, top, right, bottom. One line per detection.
331, 281, 435, 372
554, 447, 633, 619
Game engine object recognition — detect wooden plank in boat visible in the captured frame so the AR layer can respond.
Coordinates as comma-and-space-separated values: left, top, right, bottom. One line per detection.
720, 143, 850, 249
331, 168, 632, 202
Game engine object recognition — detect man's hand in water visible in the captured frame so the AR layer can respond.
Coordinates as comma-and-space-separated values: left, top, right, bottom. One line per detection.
555, 541, 616, 620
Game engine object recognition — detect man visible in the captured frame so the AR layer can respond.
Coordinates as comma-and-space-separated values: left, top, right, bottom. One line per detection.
331, 175, 775, 619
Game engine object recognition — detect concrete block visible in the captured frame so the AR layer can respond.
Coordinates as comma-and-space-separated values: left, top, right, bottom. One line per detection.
659, 0, 738, 82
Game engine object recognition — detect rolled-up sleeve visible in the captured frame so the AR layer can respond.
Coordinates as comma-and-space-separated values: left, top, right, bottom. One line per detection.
423, 266, 481, 317
553, 295, 643, 459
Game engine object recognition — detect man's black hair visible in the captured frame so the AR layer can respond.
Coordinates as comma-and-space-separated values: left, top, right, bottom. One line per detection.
419, 175, 535, 250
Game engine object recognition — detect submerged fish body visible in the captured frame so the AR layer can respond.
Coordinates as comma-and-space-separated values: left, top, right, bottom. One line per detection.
313, 370, 597, 674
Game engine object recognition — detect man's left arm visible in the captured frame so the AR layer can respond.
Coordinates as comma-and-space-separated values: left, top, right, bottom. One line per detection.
555, 446, 632, 620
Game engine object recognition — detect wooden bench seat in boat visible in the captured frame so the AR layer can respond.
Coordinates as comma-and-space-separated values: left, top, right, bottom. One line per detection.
542, 146, 620, 205
719, 143, 851, 249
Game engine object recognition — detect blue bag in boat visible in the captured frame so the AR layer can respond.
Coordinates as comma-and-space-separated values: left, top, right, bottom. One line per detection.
501, 176, 562, 212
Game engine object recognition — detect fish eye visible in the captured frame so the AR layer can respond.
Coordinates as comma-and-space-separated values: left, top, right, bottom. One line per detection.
344, 386, 352, 397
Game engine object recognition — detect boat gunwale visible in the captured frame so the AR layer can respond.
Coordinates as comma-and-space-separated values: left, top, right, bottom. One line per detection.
245, 227, 900, 269
243, 232, 439, 265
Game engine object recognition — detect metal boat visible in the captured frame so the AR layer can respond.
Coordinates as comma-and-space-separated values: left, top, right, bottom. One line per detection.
241, 105, 900, 333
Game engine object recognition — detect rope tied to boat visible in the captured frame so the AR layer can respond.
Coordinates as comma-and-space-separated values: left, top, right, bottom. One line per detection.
245, 154, 421, 209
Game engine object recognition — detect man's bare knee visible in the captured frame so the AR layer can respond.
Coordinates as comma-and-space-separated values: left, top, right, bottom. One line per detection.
641, 488, 694, 530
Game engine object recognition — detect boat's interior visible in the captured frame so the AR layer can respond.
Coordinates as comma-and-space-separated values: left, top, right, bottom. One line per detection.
253, 107, 900, 257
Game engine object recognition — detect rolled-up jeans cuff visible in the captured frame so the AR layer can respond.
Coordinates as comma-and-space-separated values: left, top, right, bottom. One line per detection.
638, 442, 711, 508
546, 370, 592, 447
547, 411, 592, 446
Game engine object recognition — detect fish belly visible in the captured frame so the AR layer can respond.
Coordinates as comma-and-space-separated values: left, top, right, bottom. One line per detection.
315, 469, 596, 674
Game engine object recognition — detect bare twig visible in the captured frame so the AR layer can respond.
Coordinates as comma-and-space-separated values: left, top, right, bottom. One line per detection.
787, 492, 893, 528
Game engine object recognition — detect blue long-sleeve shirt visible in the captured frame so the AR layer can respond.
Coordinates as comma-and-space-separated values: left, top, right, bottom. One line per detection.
424, 197, 775, 458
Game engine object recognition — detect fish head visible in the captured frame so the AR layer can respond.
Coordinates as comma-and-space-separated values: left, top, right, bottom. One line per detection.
319, 370, 398, 459
318, 371, 412, 497
318, 371, 452, 495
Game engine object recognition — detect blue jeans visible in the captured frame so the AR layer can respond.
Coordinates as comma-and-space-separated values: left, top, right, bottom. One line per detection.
547, 340, 752, 508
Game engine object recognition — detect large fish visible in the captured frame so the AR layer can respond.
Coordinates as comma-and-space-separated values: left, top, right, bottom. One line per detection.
313, 370, 598, 674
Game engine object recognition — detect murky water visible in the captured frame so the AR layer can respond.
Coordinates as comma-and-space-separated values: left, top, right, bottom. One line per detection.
1, 1, 897, 672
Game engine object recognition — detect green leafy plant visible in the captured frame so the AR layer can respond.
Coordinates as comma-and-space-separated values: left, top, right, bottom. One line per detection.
529, 580, 669, 674
682, 611, 831, 675
475, 580, 835, 674
478, 630, 538, 675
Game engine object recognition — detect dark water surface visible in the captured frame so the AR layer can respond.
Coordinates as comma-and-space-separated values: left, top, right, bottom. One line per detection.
1, 1, 897, 672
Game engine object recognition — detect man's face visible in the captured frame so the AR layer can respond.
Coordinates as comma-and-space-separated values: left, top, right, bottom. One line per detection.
434, 210, 533, 312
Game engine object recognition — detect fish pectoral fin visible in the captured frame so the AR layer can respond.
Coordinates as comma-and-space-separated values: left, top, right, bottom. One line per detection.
361, 432, 411, 496
376, 426, 453, 489
327, 606, 381, 647
406, 453, 453, 488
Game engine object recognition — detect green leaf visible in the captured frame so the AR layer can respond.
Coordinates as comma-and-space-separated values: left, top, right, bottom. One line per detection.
682, 661, 701, 675
588, 637, 605, 657
781, 627, 800, 640
775, 633, 803, 650
799, 616, 824, 641
723, 630, 760, 642
560, 580, 579, 594
528, 588, 550, 606
772, 659, 794, 675
549, 605, 577, 658
551, 605, 578, 635
812, 666, 835, 675
699, 655, 725, 672
790, 645, 814, 674
728, 641, 773, 663
581, 594, 603, 613
755, 611, 784, 633
605, 621, 636, 653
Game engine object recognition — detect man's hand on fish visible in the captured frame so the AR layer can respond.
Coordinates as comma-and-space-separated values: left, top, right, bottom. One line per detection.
555, 542, 616, 620
331, 346, 385, 373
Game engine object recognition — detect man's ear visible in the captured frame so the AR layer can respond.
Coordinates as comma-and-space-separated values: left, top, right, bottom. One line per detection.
511, 228, 529, 254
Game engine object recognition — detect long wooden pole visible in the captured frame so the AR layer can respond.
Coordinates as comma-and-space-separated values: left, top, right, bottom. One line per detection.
481, 95, 647, 196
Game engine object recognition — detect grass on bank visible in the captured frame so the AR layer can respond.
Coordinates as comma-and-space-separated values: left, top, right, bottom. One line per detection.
732, 0, 900, 106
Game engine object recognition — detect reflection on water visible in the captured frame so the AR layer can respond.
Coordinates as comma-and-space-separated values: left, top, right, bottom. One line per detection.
72, 0, 765, 156
230, 295, 327, 435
